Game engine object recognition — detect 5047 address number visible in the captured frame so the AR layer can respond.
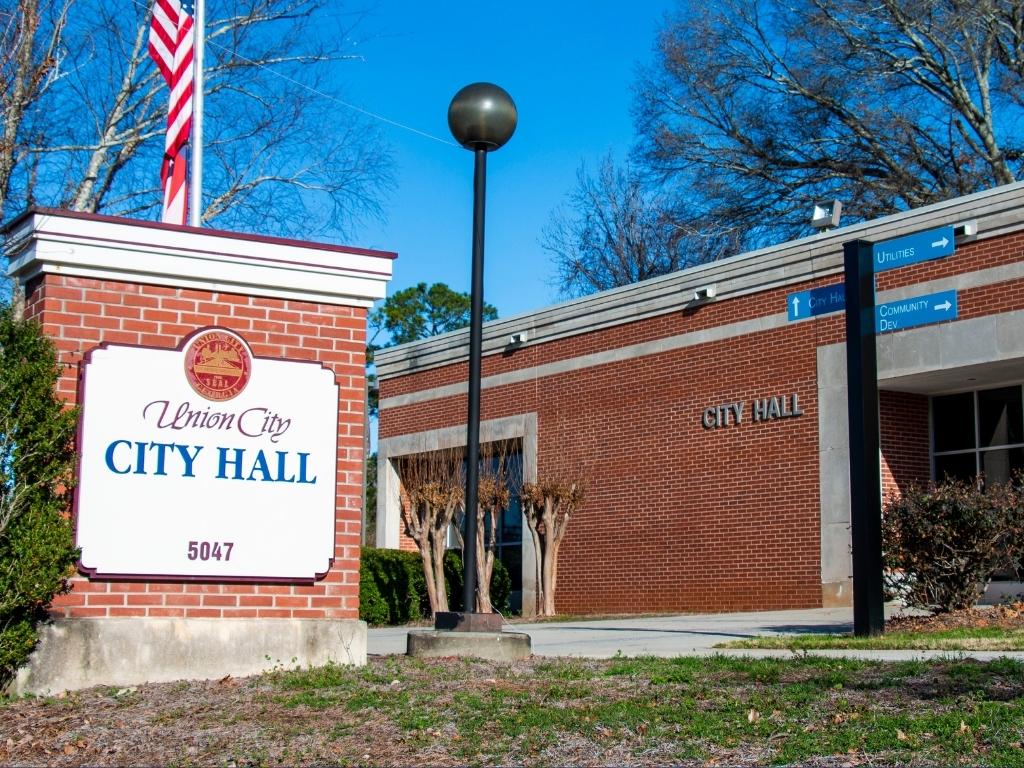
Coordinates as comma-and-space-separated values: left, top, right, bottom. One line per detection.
187, 541, 234, 561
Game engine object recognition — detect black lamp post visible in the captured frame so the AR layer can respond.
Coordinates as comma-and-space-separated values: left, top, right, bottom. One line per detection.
446, 83, 517, 623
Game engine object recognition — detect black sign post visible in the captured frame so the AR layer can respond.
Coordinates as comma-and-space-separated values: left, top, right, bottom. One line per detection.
843, 239, 885, 637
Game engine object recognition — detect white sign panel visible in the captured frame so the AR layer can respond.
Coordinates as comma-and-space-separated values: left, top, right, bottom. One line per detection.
75, 329, 339, 581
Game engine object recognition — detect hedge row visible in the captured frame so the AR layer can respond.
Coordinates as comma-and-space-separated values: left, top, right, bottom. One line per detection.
359, 547, 511, 626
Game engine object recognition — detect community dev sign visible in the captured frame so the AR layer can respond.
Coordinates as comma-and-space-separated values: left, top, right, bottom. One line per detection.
75, 329, 339, 581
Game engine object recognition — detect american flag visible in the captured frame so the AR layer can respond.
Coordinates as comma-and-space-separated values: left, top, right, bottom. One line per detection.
149, 0, 195, 225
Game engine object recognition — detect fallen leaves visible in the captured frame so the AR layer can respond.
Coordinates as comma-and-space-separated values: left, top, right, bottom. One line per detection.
887, 602, 1024, 633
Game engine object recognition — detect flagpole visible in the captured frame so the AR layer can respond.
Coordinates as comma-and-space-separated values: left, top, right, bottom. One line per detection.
189, 0, 204, 227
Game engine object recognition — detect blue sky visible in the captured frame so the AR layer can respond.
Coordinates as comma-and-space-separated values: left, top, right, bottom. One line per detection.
339, 2, 676, 322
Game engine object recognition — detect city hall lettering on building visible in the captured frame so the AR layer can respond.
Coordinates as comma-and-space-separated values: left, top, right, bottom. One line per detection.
701, 393, 804, 430
76, 328, 338, 581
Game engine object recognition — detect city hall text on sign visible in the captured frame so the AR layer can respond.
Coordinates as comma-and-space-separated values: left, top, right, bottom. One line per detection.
75, 329, 339, 581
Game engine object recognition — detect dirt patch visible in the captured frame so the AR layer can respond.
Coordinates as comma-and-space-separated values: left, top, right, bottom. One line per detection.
886, 601, 1024, 633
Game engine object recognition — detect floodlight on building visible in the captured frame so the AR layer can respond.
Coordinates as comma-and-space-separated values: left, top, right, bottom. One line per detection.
693, 285, 717, 302
509, 331, 528, 346
955, 220, 978, 238
811, 200, 842, 230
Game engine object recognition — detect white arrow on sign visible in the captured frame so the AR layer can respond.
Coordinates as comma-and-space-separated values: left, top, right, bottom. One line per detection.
935, 299, 953, 312
791, 297, 801, 316
931, 236, 949, 249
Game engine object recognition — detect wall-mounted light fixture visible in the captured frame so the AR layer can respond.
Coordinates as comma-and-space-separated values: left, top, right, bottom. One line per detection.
955, 220, 978, 238
811, 200, 842, 231
508, 331, 528, 346
693, 285, 717, 302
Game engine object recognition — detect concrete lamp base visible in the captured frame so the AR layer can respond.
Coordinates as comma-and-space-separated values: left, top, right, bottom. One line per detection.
433, 611, 503, 632
407, 629, 532, 662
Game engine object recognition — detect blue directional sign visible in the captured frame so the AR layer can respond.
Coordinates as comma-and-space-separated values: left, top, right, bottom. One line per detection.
787, 283, 846, 321
875, 290, 958, 333
873, 225, 955, 272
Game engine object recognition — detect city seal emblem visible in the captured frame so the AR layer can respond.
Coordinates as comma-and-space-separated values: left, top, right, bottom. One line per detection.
184, 330, 252, 401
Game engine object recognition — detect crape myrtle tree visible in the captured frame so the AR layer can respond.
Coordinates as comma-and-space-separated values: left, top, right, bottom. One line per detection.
0, 303, 78, 684
546, 0, 1024, 297
395, 443, 517, 616
449, 442, 512, 614
396, 448, 464, 615
0, 0, 392, 235
521, 477, 585, 617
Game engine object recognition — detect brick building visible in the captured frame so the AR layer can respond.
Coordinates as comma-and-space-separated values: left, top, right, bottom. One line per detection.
376, 183, 1024, 616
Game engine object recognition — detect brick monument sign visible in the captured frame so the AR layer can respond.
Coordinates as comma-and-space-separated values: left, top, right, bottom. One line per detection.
3, 208, 393, 694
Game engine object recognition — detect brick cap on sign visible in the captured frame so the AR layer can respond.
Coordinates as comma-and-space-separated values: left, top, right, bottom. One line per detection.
3, 208, 395, 308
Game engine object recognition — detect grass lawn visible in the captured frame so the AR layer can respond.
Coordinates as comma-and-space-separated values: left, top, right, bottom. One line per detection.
719, 626, 1024, 651
3, 654, 1023, 766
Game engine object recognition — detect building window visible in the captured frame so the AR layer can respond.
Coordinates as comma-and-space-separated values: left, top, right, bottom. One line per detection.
932, 384, 1024, 486
481, 448, 523, 615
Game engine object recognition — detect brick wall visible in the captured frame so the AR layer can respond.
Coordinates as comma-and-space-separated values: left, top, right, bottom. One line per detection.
880, 390, 931, 498
380, 232, 1024, 614
383, 296, 834, 613
25, 273, 366, 620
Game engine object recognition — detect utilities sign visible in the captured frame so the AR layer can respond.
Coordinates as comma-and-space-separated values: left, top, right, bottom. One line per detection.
873, 225, 955, 272
875, 290, 958, 333
75, 329, 339, 581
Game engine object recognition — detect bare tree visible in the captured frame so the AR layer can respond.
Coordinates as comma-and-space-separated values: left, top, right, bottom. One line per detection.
471, 443, 511, 614
542, 154, 739, 297
2, 0, 392, 238
396, 448, 462, 615
0, 0, 70, 220
521, 478, 585, 617
633, 0, 1024, 248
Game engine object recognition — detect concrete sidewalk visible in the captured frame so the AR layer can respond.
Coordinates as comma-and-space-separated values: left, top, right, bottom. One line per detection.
367, 606, 1024, 662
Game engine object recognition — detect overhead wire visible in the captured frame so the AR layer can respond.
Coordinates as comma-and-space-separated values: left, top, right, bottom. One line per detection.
130, 0, 459, 148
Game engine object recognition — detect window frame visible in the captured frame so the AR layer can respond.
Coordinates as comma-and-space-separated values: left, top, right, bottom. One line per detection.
931, 383, 1024, 485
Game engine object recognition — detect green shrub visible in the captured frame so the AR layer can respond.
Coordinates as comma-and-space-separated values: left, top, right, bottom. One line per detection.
882, 477, 1024, 613
358, 547, 428, 626
442, 551, 511, 616
0, 304, 78, 685
358, 547, 512, 625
